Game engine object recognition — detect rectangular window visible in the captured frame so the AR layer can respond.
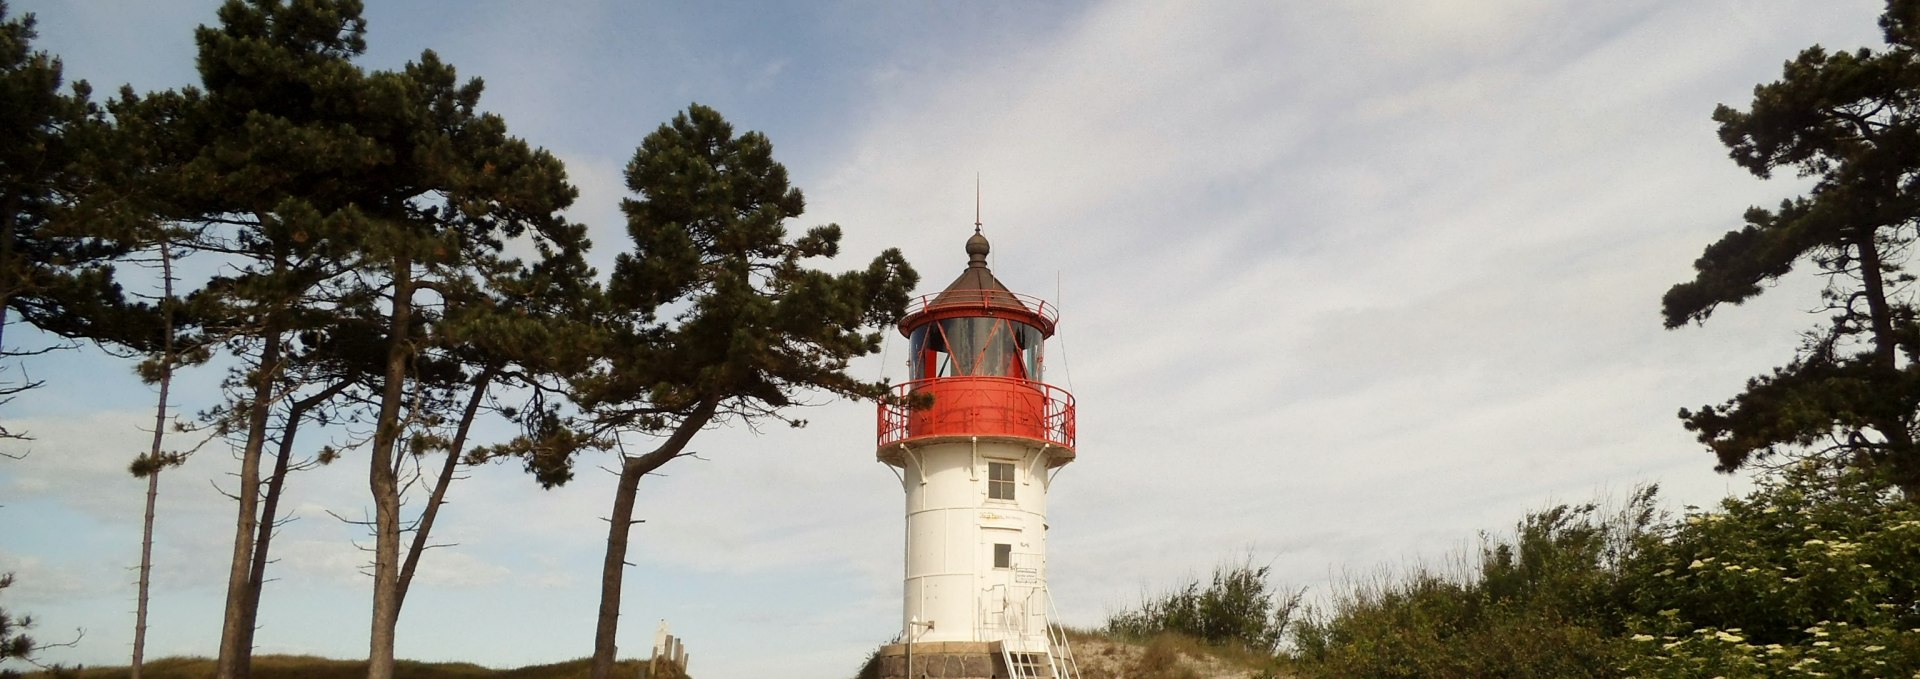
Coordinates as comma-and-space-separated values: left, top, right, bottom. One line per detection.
994, 543, 1012, 569
988, 461, 1015, 500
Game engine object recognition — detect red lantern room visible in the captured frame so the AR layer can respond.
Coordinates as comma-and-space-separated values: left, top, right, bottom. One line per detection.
876, 230, 1076, 466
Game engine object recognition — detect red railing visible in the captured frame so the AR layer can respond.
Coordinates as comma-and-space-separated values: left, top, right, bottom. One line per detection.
877, 376, 1075, 450
903, 290, 1059, 328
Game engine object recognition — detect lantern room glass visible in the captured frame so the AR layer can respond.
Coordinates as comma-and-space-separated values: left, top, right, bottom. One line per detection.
908, 317, 1043, 381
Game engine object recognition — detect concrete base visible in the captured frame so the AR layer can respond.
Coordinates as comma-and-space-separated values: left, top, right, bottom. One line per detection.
873, 642, 1000, 679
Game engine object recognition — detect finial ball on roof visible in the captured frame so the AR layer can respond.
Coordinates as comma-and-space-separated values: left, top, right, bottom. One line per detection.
965, 232, 990, 267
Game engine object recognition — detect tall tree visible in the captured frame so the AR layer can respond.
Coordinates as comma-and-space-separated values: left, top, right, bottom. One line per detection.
108, 2, 399, 676
123, 4, 585, 677
171, 4, 376, 675
341, 50, 582, 679
1665, 0, 1920, 494
232, 371, 354, 677
575, 104, 918, 679
2, 3, 204, 671
111, 106, 216, 679
127, 237, 187, 679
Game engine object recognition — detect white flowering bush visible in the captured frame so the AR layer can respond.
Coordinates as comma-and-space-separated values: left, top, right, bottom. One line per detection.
1618, 465, 1920, 677
1284, 465, 1920, 678
1282, 464, 1912, 675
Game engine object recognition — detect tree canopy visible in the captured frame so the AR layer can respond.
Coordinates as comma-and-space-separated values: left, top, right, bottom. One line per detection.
103, 2, 591, 678
1665, 0, 1920, 493
2, 3, 921, 676
0, 0, 154, 424
575, 103, 918, 679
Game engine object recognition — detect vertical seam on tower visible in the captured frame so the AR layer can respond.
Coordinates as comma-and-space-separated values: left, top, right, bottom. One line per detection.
970, 436, 980, 482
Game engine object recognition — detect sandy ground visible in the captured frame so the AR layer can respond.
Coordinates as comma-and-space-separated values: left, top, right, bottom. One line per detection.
1061, 638, 1276, 679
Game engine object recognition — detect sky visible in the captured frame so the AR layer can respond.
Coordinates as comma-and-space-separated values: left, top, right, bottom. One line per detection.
0, 1, 1894, 677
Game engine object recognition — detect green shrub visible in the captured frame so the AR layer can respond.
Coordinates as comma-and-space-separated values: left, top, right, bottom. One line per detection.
1287, 465, 1920, 678
1616, 464, 1920, 677
1287, 488, 1659, 678
1105, 556, 1302, 653
852, 645, 880, 679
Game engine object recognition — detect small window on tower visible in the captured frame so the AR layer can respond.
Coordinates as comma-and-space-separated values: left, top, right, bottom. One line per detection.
988, 462, 1015, 500
994, 543, 1012, 569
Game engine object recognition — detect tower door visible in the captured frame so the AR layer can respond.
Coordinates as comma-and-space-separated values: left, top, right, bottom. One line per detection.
979, 527, 1042, 646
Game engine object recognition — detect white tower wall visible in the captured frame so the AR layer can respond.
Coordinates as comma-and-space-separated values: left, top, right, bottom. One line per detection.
899, 437, 1056, 649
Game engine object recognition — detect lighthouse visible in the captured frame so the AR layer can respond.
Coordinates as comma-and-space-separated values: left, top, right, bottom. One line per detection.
874, 229, 1079, 679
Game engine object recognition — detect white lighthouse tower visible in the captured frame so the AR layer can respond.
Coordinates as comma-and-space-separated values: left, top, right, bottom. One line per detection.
874, 229, 1079, 679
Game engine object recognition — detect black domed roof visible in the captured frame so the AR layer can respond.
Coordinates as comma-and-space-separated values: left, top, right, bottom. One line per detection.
932, 231, 1024, 311
898, 229, 1058, 336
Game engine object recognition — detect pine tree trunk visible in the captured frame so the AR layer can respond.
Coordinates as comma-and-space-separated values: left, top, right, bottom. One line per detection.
213, 329, 282, 679
1852, 230, 1920, 493
590, 456, 646, 679
234, 418, 295, 679
1856, 230, 1900, 372
590, 401, 718, 679
132, 239, 175, 679
131, 469, 158, 679
368, 256, 412, 679
0, 193, 19, 358
234, 381, 344, 677
214, 244, 294, 679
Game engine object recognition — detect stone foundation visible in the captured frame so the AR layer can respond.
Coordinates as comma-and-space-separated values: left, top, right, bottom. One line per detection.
873, 642, 1000, 679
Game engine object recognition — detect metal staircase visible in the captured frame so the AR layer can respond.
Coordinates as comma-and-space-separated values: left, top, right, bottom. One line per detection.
1045, 594, 1082, 679
1000, 648, 1052, 679
974, 551, 1080, 679
987, 586, 1080, 679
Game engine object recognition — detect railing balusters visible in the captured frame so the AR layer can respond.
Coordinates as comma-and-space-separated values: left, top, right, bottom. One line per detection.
876, 377, 1076, 450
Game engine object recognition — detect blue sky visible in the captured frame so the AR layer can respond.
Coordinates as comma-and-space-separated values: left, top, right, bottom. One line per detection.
0, 1, 1893, 678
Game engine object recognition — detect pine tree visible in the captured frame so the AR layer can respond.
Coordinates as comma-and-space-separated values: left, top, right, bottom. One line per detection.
127, 237, 188, 679
0, 5, 200, 672
143, 5, 383, 676
108, 2, 427, 676
574, 104, 918, 679
1665, 0, 1920, 494
330, 48, 583, 679
118, 5, 587, 678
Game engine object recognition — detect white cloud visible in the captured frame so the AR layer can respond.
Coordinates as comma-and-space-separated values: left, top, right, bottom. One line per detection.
0, 554, 91, 606
269, 539, 371, 587
803, 0, 1883, 635
407, 550, 514, 589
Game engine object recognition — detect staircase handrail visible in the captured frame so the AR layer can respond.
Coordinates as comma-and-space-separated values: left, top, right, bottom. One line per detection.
1045, 591, 1082, 679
